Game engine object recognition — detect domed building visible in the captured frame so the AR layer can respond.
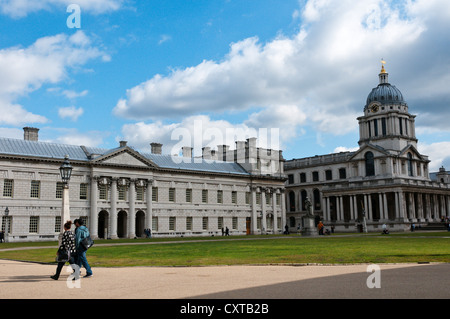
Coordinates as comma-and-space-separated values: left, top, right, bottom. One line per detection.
285, 63, 449, 232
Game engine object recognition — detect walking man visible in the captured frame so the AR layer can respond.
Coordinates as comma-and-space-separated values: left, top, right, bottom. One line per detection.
74, 219, 93, 278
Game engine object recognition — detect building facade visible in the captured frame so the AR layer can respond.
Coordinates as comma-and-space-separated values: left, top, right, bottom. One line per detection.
0, 131, 286, 242
285, 65, 450, 232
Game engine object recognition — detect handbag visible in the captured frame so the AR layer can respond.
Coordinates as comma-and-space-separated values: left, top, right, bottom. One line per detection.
80, 236, 94, 251
56, 247, 70, 262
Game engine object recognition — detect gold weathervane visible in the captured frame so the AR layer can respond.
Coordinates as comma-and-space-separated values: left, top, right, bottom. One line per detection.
380, 59, 387, 73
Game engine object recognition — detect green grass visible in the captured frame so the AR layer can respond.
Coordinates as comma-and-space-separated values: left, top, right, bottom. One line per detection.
0, 232, 449, 267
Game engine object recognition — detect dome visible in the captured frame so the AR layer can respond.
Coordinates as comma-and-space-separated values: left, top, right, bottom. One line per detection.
366, 83, 406, 107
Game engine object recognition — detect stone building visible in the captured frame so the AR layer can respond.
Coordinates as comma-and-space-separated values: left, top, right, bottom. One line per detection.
0, 130, 286, 242
285, 64, 450, 232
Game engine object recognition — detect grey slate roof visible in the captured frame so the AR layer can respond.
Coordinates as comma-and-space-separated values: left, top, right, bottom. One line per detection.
0, 137, 249, 175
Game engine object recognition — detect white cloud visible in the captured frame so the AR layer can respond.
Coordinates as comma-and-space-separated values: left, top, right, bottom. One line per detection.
58, 106, 84, 121
158, 35, 172, 45
0, 30, 107, 125
0, 0, 124, 18
418, 141, 450, 172
114, 0, 449, 136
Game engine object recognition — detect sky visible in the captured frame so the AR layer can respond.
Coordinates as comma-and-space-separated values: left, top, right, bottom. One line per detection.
0, 0, 449, 171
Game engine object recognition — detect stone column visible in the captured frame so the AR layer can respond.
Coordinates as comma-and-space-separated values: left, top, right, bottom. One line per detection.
90, 175, 98, 239
383, 193, 388, 221
261, 188, 267, 234
251, 186, 258, 234
128, 179, 136, 238
281, 190, 286, 230
146, 179, 153, 230
110, 178, 118, 239
272, 189, 277, 234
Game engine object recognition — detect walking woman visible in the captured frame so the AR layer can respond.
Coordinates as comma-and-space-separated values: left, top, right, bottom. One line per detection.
51, 220, 76, 280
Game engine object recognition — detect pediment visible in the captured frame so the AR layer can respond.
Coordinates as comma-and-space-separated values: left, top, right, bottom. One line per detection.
349, 144, 390, 161
92, 148, 156, 168
398, 144, 428, 161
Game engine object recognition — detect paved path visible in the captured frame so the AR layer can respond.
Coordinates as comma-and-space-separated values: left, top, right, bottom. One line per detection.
0, 259, 448, 299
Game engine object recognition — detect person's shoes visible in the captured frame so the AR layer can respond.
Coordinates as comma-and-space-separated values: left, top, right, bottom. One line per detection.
83, 274, 93, 278
50, 275, 58, 280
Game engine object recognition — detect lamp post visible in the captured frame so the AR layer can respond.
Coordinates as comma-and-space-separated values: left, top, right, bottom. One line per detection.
4, 207, 9, 243
59, 155, 73, 238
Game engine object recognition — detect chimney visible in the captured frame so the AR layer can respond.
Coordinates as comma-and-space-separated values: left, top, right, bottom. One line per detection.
150, 142, 162, 155
119, 141, 127, 147
182, 146, 193, 158
202, 147, 211, 159
217, 145, 230, 161
23, 127, 39, 141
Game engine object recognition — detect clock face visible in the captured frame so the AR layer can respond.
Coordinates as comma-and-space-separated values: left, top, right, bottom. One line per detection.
370, 104, 379, 113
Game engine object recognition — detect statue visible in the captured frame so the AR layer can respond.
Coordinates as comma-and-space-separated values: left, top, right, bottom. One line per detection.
304, 197, 313, 216
301, 197, 317, 236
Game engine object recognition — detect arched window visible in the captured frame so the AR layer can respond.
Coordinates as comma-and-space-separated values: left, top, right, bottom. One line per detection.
365, 152, 375, 176
313, 189, 321, 211
407, 153, 413, 177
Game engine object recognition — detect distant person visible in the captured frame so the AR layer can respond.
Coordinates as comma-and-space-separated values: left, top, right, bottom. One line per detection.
74, 219, 93, 278
284, 225, 289, 235
0, 230, 4, 243
51, 221, 77, 280
225, 227, 230, 236
317, 221, 324, 235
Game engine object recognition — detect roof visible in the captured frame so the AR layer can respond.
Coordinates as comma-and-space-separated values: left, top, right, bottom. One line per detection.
0, 137, 249, 176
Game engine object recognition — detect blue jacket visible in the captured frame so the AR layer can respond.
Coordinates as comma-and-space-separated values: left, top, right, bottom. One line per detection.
75, 225, 90, 250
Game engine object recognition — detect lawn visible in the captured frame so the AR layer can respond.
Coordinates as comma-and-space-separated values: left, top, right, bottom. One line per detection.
0, 232, 449, 267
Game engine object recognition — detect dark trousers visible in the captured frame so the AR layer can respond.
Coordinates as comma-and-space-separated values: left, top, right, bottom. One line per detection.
53, 256, 77, 279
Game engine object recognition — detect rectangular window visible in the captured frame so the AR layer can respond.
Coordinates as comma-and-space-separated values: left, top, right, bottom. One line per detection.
186, 189, 192, 203
300, 173, 306, 183
312, 171, 319, 182
217, 190, 223, 204
152, 216, 158, 231
169, 188, 176, 202
339, 168, 347, 179
374, 119, 378, 136
276, 193, 281, 206
218, 217, 223, 230
399, 118, 403, 135
30, 181, 40, 198
136, 186, 144, 201
79, 183, 88, 200
288, 174, 294, 184
99, 184, 108, 200
325, 170, 332, 181
256, 193, 261, 205
152, 187, 158, 202
245, 192, 250, 205
186, 217, 192, 231
232, 217, 238, 230
56, 182, 64, 199
382, 118, 387, 136
118, 186, 127, 201
3, 179, 13, 197
55, 216, 61, 233
266, 193, 271, 205
29, 216, 39, 233
169, 217, 176, 231
2, 216, 11, 233
202, 217, 208, 230
231, 191, 237, 204
202, 189, 208, 203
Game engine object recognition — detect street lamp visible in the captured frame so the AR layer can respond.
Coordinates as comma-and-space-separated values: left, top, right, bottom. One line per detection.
59, 155, 73, 236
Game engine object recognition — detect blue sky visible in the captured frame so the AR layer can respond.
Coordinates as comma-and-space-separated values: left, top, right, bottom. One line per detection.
1, 0, 450, 171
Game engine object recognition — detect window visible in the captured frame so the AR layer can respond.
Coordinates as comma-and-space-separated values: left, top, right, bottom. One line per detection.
136, 186, 144, 201
381, 118, 387, 136
152, 187, 158, 202
80, 183, 88, 200
55, 216, 61, 233
374, 119, 378, 136
217, 190, 223, 204
365, 152, 375, 176
232, 217, 238, 230
288, 174, 294, 184
399, 118, 403, 135
30, 181, 40, 198
245, 192, 250, 205
256, 193, 261, 205
3, 179, 13, 197
339, 168, 346, 179
276, 193, 281, 206
231, 191, 237, 204
265, 193, 271, 205
325, 170, 332, 181
169, 188, 175, 202
186, 189, 192, 203
202, 189, 208, 203
300, 173, 306, 183
152, 216, 158, 231
56, 182, 64, 199
118, 186, 127, 201
407, 153, 414, 177
99, 184, 108, 200
202, 217, 208, 230
289, 191, 295, 212
186, 217, 192, 231
29, 216, 39, 233
218, 217, 223, 230
312, 171, 319, 182
169, 217, 176, 231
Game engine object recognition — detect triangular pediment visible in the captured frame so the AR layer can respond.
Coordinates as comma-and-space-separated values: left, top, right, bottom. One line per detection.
349, 144, 390, 161
91, 147, 156, 168
398, 144, 428, 161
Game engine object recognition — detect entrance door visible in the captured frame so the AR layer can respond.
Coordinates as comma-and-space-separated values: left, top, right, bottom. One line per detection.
98, 210, 109, 239
135, 211, 145, 237
117, 211, 127, 238
246, 217, 251, 235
